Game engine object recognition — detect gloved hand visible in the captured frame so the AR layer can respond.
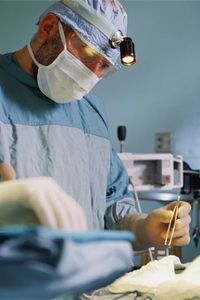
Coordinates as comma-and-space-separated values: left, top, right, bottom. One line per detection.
134, 201, 191, 248
118, 200, 191, 249
0, 177, 88, 231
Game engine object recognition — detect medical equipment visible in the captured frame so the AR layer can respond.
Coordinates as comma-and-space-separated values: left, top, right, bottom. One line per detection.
164, 196, 180, 246
181, 166, 200, 248
117, 125, 183, 190
109, 32, 136, 66
62, 0, 136, 66
118, 153, 183, 191
117, 126, 127, 153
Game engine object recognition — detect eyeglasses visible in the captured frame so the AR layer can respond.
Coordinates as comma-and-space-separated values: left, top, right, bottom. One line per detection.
69, 31, 118, 78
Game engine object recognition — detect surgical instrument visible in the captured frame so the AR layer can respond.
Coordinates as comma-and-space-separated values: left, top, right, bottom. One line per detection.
164, 196, 180, 246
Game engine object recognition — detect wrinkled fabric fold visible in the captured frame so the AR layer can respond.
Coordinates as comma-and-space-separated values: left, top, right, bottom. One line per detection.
0, 226, 134, 299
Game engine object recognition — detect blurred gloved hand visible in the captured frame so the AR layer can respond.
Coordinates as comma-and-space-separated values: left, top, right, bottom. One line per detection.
0, 177, 88, 231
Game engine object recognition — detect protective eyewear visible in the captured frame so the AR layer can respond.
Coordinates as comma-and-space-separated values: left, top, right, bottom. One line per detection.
69, 31, 119, 78
58, 21, 118, 78
62, 0, 136, 67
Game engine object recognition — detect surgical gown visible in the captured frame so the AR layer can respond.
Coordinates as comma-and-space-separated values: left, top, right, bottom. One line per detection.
0, 53, 137, 230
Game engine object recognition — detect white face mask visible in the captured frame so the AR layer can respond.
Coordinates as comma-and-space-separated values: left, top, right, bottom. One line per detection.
27, 22, 100, 103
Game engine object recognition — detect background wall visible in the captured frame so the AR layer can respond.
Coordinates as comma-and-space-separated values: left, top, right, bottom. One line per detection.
0, 0, 200, 262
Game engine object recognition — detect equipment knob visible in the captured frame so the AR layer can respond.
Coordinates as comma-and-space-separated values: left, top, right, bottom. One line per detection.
117, 126, 126, 153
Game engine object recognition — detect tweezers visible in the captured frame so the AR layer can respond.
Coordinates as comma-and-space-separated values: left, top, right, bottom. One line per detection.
164, 196, 180, 246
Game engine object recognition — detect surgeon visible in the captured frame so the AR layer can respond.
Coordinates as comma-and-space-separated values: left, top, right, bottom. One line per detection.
0, 0, 191, 250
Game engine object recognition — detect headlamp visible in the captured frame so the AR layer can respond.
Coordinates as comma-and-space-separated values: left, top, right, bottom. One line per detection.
62, 0, 136, 67
109, 30, 136, 66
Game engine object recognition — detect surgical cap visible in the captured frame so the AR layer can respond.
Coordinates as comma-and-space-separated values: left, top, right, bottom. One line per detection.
37, 0, 128, 64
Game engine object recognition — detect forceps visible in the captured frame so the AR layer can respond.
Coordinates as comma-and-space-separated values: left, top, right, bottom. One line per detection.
164, 196, 180, 246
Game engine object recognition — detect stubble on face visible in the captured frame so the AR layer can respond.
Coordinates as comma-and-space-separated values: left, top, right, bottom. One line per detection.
32, 33, 63, 78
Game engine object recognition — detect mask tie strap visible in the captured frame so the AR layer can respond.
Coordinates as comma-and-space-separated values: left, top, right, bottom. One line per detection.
27, 43, 40, 67
58, 21, 67, 50
27, 21, 66, 67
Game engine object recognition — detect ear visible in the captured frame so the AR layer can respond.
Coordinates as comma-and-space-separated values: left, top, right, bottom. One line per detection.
37, 13, 59, 43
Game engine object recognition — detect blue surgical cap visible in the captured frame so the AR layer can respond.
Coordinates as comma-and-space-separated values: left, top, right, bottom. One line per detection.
37, 0, 128, 64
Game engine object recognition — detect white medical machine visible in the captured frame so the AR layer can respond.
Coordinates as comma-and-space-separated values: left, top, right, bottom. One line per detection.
118, 152, 183, 192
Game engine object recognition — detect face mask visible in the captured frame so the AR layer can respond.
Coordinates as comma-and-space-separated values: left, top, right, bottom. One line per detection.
27, 22, 100, 103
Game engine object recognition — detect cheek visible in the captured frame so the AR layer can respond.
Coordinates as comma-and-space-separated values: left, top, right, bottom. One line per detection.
67, 43, 80, 61
35, 38, 63, 66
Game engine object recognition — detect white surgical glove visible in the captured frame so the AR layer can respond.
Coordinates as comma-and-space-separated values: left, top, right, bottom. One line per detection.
0, 177, 88, 231
118, 201, 191, 249
142, 201, 191, 247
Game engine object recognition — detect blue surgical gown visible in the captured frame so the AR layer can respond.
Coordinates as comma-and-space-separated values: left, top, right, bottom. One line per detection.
0, 53, 137, 230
